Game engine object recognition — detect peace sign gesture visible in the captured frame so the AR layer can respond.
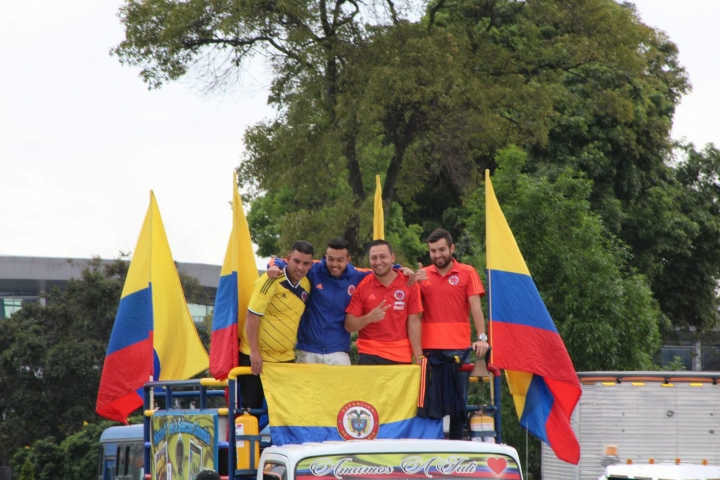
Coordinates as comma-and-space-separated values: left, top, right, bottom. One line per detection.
367, 299, 391, 323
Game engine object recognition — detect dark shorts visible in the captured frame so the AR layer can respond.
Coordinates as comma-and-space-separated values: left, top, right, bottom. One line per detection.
238, 352, 264, 409
357, 353, 408, 365
237, 352, 295, 409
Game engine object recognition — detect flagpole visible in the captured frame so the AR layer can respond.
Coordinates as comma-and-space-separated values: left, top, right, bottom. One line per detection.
484, 169, 502, 444
484, 170, 493, 363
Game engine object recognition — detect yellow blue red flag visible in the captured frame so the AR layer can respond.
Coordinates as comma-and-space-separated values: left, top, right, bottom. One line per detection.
210, 175, 258, 379
485, 170, 581, 465
373, 175, 385, 240
262, 363, 442, 444
96, 192, 209, 423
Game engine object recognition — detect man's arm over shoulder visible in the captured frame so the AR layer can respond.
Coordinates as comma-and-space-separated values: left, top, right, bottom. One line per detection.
269, 257, 321, 280
351, 263, 403, 277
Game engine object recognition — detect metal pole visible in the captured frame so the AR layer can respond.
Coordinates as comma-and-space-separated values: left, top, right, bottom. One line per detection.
228, 377, 236, 480
494, 373, 502, 444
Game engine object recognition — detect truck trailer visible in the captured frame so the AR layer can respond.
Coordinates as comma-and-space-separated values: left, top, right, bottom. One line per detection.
541, 371, 720, 480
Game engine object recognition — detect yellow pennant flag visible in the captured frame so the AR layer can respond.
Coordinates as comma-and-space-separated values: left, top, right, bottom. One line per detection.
373, 175, 385, 240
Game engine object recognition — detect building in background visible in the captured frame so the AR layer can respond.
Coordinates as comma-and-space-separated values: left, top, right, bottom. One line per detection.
0, 256, 220, 324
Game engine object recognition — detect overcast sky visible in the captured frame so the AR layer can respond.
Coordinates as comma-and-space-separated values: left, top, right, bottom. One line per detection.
1, 1, 719, 268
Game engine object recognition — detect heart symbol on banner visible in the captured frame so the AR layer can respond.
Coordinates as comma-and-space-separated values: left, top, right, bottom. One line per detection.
487, 457, 507, 476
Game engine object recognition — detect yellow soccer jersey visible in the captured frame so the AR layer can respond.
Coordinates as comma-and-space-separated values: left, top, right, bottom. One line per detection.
240, 271, 311, 362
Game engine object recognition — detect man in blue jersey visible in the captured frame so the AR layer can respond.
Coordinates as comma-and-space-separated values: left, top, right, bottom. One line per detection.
267, 238, 369, 365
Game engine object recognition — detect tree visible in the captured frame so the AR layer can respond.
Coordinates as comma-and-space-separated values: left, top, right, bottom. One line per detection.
113, 0, 401, 254
623, 143, 720, 334
10, 421, 116, 480
466, 146, 662, 371
61, 422, 117, 480
113, 0, 704, 291
18, 459, 35, 480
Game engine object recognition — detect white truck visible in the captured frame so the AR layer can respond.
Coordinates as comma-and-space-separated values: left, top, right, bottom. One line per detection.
541, 371, 720, 480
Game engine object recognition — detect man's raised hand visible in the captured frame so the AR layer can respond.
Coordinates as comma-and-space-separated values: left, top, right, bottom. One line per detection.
416, 263, 428, 282
368, 299, 391, 323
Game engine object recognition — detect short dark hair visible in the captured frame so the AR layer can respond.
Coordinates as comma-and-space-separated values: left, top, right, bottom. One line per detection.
290, 240, 314, 256
327, 237, 350, 252
368, 239, 393, 255
426, 229, 453, 246
196, 471, 221, 480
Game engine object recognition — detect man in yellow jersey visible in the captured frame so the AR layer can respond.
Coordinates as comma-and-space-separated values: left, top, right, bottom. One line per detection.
239, 240, 314, 408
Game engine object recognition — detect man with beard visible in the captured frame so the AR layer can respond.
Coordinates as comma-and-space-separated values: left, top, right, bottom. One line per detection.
345, 240, 423, 365
416, 229, 488, 439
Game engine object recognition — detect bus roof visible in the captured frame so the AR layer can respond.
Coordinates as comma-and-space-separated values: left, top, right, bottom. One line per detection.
99, 424, 143, 443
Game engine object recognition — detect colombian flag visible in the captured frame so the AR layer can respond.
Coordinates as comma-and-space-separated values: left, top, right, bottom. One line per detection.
262, 363, 442, 445
96, 192, 209, 423
373, 175, 384, 240
209, 175, 258, 379
485, 170, 581, 465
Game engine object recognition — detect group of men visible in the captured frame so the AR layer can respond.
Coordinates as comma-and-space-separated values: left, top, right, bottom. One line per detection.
237, 229, 489, 439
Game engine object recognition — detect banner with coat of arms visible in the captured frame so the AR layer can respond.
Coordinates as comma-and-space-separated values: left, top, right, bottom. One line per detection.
261, 363, 442, 445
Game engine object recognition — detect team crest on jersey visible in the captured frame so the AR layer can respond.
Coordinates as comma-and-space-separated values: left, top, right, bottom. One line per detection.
448, 275, 460, 285
336, 401, 379, 440
301, 291, 308, 302
394, 290, 405, 300
348, 285, 356, 296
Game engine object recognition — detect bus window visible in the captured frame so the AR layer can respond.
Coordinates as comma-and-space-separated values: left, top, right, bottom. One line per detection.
124, 445, 131, 476
98, 445, 104, 480
116, 445, 122, 477
105, 458, 116, 480
132, 442, 144, 480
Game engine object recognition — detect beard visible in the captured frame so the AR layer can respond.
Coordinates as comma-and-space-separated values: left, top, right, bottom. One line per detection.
432, 255, 451, 269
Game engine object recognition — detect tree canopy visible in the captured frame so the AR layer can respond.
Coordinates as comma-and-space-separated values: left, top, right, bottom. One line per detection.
113, 0, 720, 332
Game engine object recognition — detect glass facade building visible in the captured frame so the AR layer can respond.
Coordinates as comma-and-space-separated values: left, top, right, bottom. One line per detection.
0, 256, 221, 325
